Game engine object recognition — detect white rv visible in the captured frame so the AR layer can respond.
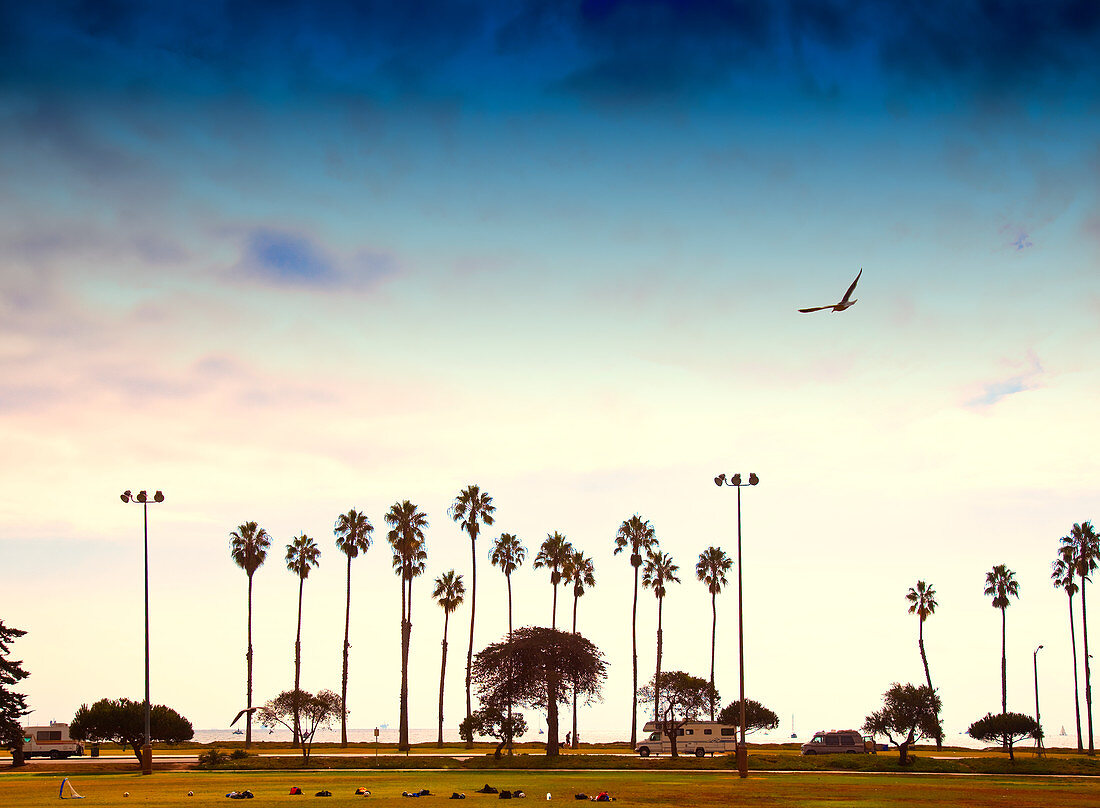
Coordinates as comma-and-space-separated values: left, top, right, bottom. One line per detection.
22, 723, 84, 759
635, 720, 738, 757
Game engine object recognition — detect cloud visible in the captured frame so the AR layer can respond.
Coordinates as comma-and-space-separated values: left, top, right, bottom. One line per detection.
233, 227, 400, 290
999, 223, 1034, 251
966, 352, 1043, 409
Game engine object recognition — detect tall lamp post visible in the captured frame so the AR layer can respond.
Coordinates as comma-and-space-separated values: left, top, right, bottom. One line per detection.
714, 472, 759, 779
121, 489, 164, 775
1034, 644, 1044, 756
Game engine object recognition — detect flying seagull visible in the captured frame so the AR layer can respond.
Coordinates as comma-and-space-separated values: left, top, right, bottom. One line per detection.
230, 707, 259, 727
798, 268, 862, 313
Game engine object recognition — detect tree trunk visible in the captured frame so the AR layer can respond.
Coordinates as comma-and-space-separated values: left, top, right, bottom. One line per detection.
293, 576, 304, 747
551, 579, 558, 629
399, 570, 411, 751
1000, 605, 1007, 715
506, 572, 514, 756
1070, 591, 1084, 752
898, 727, 915, 765
546, 672, 560, 756
630, 558, 639, 748
11, 741, 25, 767
917, 618, 940, 749
709, 590, 717, 721
466, 533, 476, 748
1081, 573, 1094, 755
655, 595, 664, 724
572, 590, 579, 749
246, 573, 254, 750
341, 555, 352, 747
439, 612, 450, 747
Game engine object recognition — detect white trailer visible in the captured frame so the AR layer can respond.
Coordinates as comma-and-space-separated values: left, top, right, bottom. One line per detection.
23, 723, 84, 759
636, 720, 738, 757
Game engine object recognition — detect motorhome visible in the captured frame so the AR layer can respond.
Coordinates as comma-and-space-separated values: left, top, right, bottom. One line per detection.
22, 723, 84, 759
635, 720, 738, 757
800, 729, 869, 755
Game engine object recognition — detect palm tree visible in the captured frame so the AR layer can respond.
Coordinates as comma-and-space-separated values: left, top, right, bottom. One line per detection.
984, 564, 1020, 715
534, 532, 573, 628
1061, 521, 1099, 755
489, 533, 526, 635
1052, 552, 1084, 752
566, 549, 596, 748
906, 580, 940, 748
229, 521, 270, 749
432, 570, 466, 748
695, 546, 732, 720
334, 508, 373, 747
643, 549, 680, 724
285, 533, 321, 746
449, 485, 495, 748
385, 500, 429, 752
613, 515, 658, 747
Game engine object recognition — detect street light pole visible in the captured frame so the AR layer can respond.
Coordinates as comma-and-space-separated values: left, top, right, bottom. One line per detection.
714, 472, 759, 780
121, 489, 164, 775
1034, 644, 1044, 756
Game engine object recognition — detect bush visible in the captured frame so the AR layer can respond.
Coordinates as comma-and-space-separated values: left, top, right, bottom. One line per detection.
197, 748, 228, 767
230, 749, 249, 760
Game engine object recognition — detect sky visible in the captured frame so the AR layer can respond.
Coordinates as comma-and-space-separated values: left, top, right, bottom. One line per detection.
3, 0, 1100, 745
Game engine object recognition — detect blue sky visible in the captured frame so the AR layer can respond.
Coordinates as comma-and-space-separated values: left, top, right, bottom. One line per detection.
3, 1, 1100, 742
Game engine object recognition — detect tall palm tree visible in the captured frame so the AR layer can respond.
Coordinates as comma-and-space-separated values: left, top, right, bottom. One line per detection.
489, 533, 526, 635
905, 580, 940, 748
1061, 521, 1099, 755
432, 570, 466, 748
984, 564, 1019, 715
566, 549, 596, 749
1052, 553, 1084, 752
696, 546, 732, 720
285, 533, 320, 746
334, 508, 373, 747
534, 532, 573, 629
643, 550, 680, 724
385, 500, 429, 752
613, 515, 658, 747
229, 521, 270, 749
449, 485, 495, 748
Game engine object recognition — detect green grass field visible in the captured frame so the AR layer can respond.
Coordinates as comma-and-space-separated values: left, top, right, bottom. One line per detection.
2, 770, 1100, 808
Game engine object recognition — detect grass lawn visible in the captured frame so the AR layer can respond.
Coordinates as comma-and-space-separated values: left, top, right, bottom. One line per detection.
2, 770, 1100, 808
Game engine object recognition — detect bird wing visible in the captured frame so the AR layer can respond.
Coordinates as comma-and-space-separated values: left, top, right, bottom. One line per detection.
798, 305, 834, 313
231, 707, 259, 727
840, 268, 862, 304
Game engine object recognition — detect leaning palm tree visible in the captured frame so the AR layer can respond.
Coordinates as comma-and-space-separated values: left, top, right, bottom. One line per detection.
449, 485, 495, 748
432, 570, 466, 748
334, 508, 373, 747
696, 546, 732, 720
566, 549, 596, 748
613, 515, 658, 747
1052, 552, 1084, 752
1062, 521, 1100, 755
642, 549, 680, 722
285, 533, 321, 746
229, 521, 270, 749
534, 532, 573, 629
906, 580, 940, 748
489, 533, 527, 635
385, 500, 429, 752
984, 564, 1020, 715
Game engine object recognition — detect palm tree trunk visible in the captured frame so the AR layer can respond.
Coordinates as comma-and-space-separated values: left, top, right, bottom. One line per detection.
341, 555, 352, 747
546, 672, 560, 756
439, 612, 449, 747
572, 591, 579, 749
399, 569, 411, 752
245, 571, 253, 747
630, 560, 639, 748
552, 580, 558, 629
709, 590, 717, 721
1070, 591, 1084, 752
465, 534, 476, 749
1082, 574, 1094, 755
917, 618, 939, 749
1000, 605, 1007, 715
506, 571, 514, 756
294, 576, 304, 747
655, 595, 664, 725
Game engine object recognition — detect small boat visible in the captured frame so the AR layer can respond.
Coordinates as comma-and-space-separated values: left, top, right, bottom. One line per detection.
1060, 726, 1068, 736
231, 729, 243, 735
790, 714, 796, 739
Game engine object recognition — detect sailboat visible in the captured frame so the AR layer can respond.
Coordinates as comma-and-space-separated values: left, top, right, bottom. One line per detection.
790, 714, 797, 739
1060, 726, 1068, 736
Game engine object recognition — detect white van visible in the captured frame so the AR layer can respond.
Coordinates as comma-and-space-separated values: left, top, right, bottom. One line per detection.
22, 723, 84, 759
800, 729, 869, 755
635, 720, 738, 757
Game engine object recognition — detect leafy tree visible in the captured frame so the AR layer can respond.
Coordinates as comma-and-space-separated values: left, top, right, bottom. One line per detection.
489, 531, 526, 755
534, 532, 573, 629
637, 671, 717, 757
967, 712, 1041, 761
984, 564, 1019, 715
642, 550, 680, 722
613, 515, 658, 747
565, 549, 596, 748
386, 500, 428, 751
717, 699, 779, 736
458, 702, 528, 759
71, 698, 193, 766
862, 683, 941, 765
333, 508, 373, 747
470, 626, 606, 757
229, 521, 270, 749
449, 484, 495, 748
696, 546, 732, 720
432, 570, 465, 747
0, 621, 30, 767
1052, 551, 1084, 752
1061, 521, 1099, 755
285, 533, 321, 745
906, 580, 941, 749
256, 689, 344, 761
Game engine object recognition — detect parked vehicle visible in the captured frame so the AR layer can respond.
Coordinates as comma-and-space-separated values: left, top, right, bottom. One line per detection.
22, 723, 84, 759
800, 729, 869, 755
636, 720, 738, 757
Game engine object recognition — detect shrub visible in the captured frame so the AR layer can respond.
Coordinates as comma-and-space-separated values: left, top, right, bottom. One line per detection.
230, 749, 249, 760
197, 748, 228, 767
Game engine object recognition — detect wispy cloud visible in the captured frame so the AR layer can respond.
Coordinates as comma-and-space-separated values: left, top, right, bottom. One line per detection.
999, 222, 1034, 251
233, 227, 400, 290
966, 352, 1043, 409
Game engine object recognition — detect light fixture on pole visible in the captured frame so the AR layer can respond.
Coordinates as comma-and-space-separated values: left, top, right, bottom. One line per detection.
1034, 644, 1044, 756
714, 472, 759, 779
120, 489, 165, 775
